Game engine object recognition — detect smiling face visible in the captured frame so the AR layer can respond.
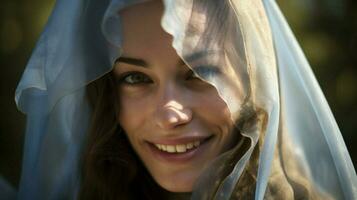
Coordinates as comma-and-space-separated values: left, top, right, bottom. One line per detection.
114, 1, 237, 192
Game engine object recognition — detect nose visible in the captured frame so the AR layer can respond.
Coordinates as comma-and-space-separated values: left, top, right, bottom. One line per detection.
154, 100, 193, 130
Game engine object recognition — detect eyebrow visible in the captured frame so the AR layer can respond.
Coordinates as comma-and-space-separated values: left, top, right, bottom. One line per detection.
184, 51, 212, 63
187, 49, 223, 62
115, 57, 148, 67
115, 56, 185, 68
115, 50, 217, 67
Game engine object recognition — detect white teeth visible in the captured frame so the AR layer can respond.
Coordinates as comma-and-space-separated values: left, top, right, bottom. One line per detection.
194, 141, 200, 147
161, 145, 167, 151
166, 145, 176, 153
154, 140, 202, 153
155, 144, 162, 150
176, 144, 187, 153
186, 142, 194, 149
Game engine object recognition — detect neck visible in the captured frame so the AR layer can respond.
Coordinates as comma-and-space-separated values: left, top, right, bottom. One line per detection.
164, 192, 191, 200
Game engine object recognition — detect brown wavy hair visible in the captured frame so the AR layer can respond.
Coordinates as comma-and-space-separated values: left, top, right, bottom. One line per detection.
78, 71, 330, 200
79, 72, 172, 199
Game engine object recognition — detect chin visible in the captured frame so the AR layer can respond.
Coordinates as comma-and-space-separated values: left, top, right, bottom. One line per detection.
161, 183, 193, 193
155, 176, 195, 193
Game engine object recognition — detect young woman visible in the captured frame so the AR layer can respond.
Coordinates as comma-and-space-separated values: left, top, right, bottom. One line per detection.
80, 1, 240, 199
3, 0, 356, 199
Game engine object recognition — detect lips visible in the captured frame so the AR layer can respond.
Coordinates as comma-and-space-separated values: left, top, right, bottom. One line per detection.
146, 136, 213, 163
153, 140, 201, 153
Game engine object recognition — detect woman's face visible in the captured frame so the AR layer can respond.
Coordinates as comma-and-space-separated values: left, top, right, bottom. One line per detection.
114, 1, 236, 192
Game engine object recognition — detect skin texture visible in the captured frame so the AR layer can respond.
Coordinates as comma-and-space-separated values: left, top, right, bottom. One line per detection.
114, 0, 237, 193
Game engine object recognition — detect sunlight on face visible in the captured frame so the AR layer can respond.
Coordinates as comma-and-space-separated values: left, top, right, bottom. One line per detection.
114, 0, 237, 192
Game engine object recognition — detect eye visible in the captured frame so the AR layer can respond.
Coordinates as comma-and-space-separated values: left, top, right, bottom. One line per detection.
118, 72, 152, 85
188, 66, 221, 80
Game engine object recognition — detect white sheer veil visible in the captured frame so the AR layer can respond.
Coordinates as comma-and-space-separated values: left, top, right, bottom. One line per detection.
0, 0, 355, 199
264, 0, 356, 199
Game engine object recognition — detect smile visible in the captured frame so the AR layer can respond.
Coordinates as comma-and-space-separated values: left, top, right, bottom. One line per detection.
146, 136, 214, 163
154, 141, 201, 153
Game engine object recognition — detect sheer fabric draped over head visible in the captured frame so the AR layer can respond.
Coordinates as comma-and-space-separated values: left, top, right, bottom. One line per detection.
163, 0, 357, 199
162, 0, 356, 199
2, 0, 355, 199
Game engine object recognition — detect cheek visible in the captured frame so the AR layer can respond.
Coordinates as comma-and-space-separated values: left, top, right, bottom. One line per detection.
117, 91, 153, 136
194, 88, 232, 125
195, 89, 236, 144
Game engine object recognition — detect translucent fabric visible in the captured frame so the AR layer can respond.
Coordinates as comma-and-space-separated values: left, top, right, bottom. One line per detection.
0, 0, 355, 199
160, 0, 357, 199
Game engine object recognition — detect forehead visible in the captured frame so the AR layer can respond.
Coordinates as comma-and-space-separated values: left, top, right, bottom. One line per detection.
117, 1, 222, 69
119, 1, 173, 57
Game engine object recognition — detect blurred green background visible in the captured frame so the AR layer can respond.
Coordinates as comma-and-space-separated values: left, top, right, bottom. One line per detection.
0, 0, 356, 189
